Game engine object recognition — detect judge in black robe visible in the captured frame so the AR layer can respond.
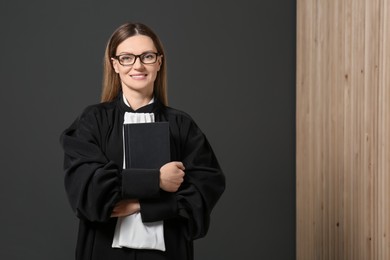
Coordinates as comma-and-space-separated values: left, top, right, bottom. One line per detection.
60, 94, 225, 259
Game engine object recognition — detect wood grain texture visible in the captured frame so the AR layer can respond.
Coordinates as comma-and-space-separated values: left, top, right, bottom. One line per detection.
296, 0, 390, 259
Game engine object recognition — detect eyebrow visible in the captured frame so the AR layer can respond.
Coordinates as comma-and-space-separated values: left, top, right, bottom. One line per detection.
117, 50, 157, 55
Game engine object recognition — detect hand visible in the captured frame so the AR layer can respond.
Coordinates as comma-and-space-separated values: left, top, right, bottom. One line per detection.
159, 161, 185, 192
111, 199, 140, 218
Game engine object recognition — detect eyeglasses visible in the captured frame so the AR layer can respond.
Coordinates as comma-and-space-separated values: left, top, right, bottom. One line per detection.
113, 52, 160, 66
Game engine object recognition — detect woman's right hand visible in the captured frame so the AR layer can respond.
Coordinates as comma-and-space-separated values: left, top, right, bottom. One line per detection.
159, 161, 185, 192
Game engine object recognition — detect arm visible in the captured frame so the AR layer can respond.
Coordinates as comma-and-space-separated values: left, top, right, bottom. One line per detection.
110, 199, 140, 217
60, 107, 162, 222
60, 112, 119, 222
110, 161, 185, 217
140, 117, 226, 239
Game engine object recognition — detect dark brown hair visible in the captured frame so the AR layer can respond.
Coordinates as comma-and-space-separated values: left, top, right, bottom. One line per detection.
101, 22, 168, 105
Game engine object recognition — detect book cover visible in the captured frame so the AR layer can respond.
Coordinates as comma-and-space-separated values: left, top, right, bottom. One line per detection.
123, 122, 170, 169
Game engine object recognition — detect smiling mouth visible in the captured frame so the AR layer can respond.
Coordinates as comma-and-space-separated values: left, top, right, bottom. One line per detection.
130, 74, 147, 79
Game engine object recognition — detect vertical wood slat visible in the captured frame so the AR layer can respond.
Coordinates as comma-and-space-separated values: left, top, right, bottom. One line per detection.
296, 0, 390, 259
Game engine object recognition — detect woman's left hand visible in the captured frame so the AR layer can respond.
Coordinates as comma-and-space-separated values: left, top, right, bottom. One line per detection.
110, 199, 140, 217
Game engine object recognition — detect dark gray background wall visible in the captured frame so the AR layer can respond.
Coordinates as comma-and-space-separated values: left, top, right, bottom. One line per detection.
0, 1, 296, 259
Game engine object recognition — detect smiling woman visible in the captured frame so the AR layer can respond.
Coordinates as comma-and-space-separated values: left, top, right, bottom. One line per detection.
101, 23, 168, 107
111, 35, 162, 108
59, 22, 225, 260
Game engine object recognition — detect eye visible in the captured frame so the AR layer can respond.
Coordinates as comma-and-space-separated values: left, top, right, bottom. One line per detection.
119, 55, 135, 63
142, 53, 156, 61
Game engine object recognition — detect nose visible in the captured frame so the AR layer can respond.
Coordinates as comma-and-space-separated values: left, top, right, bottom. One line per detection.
132, 56, 144, 69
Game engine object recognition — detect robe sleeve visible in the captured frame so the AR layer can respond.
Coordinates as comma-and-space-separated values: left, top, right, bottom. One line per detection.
60, 107, 160, 223
140, 115, 226, 240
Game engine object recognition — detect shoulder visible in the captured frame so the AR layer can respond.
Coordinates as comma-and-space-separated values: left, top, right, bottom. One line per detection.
162, 106, 205, 136
61, 101, 117, 141
163, 106, 202, 129
72, 99, 121, 130
65, 100, 118, 135
80, 101, 117, 119
163, 106, 195, 123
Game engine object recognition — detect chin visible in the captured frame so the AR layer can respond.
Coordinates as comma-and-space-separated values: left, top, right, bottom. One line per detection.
124, 83, 153, 93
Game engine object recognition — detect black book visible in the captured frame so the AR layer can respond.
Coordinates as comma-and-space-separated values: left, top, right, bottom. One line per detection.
123, 122, 170, 169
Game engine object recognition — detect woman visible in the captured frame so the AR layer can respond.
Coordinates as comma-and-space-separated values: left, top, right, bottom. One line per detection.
60, 22, 225, 260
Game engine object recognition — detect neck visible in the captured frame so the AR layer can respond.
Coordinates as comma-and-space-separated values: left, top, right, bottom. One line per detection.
122, 88, 153, 110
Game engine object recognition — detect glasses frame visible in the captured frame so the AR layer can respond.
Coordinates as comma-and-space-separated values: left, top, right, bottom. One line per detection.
113, 52, 161, 66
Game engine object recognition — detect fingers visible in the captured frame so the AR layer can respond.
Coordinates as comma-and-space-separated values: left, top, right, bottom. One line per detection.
161, 161, 185, 172
111, 210, 120, 217
159, 161, 186, 192
167, 174, 184, 185
110, 199, 140, 218
174, 161, 185, 171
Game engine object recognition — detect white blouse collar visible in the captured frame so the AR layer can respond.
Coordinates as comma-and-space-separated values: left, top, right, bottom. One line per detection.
123, 94, 154, 108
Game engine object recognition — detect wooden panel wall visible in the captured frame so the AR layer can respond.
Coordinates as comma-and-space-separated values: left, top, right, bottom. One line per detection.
296, 0, 390, 259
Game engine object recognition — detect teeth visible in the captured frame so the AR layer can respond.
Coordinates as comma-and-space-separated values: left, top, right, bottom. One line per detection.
131, 74, 146, 79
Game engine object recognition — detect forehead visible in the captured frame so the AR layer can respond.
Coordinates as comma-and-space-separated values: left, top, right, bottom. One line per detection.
116, 35, 157, 54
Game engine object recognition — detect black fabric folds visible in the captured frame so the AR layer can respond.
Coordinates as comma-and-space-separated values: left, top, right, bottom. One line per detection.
60, 95, 225, 260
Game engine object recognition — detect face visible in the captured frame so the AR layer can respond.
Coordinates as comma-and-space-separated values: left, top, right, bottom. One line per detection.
112, 35, 162, 96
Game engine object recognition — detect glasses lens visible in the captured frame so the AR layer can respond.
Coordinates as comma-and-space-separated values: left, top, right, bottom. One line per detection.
141, 53, 157, 64
119, 54, 135, 65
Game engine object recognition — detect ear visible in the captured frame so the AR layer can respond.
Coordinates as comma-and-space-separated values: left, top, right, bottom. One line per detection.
111, 58, 120, 73
157, 55, 163, 72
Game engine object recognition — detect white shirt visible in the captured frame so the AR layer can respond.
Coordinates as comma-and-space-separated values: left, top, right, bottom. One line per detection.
112, 94, 165, 251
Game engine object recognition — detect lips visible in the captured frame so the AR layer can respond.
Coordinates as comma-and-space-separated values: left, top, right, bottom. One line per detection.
130, 74, 147, 79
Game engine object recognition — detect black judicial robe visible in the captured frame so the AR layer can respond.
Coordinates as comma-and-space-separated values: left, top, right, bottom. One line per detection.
60, 95, 225, 260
